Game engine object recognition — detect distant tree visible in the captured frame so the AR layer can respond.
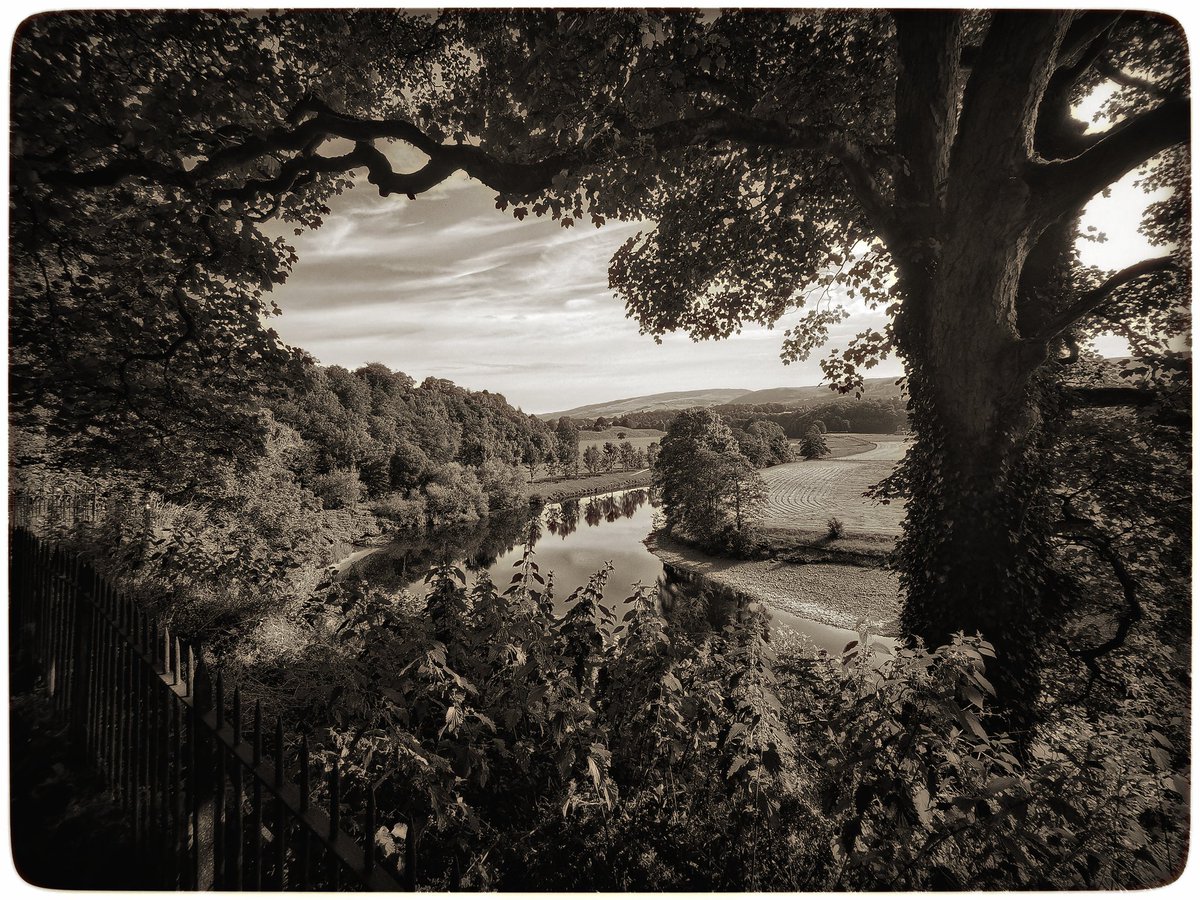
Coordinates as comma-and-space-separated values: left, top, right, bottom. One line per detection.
800, 427, 830, 460
747, 420, 794, 466
602, 441, 619, 472
522, 432, 554, 483
582, 444, 604, 475
389, 440, 432, 492
839, 418, 853, 434
617, 431, 627, 440
554, 418, 579, 477
618, 440, 638, 471
654, 409, 766, 551
733, 427, 769, 467
645, 441, 661, 470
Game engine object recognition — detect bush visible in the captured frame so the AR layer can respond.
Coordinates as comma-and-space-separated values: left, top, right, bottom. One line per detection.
309, 469, 364, 509
827, 517, 844, 539
424, 462, 488, 525
477, 458, 526, 511
373, 491, 427, 529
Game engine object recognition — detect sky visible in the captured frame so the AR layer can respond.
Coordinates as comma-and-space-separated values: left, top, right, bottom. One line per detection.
262, 106, 1171, 416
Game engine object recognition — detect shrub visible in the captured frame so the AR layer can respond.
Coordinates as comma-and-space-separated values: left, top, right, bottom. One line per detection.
827, 517, 844, 539
424, 462, 488, 525
373, 491, 427, 529
477, 458, 526, 511
309, 469, 364, 509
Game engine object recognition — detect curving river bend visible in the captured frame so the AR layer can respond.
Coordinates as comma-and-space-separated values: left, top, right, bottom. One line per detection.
340, 488, 885, 655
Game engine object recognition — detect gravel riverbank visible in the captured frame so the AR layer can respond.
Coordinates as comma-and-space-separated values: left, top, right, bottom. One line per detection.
648, 532, 901, 636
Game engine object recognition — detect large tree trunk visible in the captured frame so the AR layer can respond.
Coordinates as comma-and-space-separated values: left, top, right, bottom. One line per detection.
887, 12, 1077, 731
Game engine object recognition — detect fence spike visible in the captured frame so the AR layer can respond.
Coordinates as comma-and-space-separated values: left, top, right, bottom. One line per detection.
233, 688, 243, 746
188, 644, 198, 697
274, 719, 285, 789
171, 638, 182, 696
216, 672, 225, 728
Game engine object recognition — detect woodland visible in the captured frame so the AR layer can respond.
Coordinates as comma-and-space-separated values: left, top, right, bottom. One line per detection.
8, 9, 1192, 890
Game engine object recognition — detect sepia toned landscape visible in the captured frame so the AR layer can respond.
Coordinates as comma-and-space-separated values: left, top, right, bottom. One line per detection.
8, 8, 1191, 892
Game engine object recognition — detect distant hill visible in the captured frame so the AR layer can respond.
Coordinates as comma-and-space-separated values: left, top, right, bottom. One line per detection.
539, 388, 750, 420
538, 376, 902, 420
728, 377, 903, 407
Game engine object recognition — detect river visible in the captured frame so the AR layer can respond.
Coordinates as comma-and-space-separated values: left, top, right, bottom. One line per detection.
339, 488, 885, 656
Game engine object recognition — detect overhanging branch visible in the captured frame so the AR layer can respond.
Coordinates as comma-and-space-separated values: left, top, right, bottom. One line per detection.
1095, 58, 1173, 99
1052, 513, 1142, 672
1032, 255, 1178, 341
1030, 97, 1190, 220
31, 94, 895, 227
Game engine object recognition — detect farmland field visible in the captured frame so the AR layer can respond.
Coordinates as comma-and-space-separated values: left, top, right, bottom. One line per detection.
763, 435, 909, 536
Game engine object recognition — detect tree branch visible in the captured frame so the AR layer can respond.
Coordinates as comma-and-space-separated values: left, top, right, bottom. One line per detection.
31, 94, 897, 235
1095, 57, 1172, 99
1064, 386, 1158, 409
1030, 97, 1190, 219
1054, 12, 1122, 71
1036, 14, 1121, 158
1032, 255, 1177, 341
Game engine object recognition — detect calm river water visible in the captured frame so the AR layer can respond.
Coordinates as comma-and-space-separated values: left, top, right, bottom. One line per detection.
341, 488, 872, 654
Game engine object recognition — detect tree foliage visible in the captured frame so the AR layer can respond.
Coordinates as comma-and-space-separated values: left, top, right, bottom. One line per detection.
800, 426, 830, 460
654, 410, 767, 553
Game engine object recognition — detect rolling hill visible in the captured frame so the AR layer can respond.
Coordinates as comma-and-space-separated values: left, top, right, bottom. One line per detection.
539, 388, 751, 420
538, 376, 903, 420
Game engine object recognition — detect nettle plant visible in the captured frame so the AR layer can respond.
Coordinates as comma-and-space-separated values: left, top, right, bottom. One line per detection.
282, 537, 1186, 890
785, 635, 1187, 890
288, 531, 815, 890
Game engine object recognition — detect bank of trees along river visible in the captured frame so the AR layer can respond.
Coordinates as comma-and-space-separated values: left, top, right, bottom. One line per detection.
10, 9, 1191, 891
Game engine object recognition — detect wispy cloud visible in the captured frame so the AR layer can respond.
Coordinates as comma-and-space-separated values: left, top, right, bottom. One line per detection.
264, 178, 906, 412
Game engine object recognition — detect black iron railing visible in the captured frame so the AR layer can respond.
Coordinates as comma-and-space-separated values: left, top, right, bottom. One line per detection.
8, 526, 411, 891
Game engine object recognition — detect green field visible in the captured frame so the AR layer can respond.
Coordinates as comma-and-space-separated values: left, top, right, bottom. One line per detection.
765, 435, 909, 536
788, 432, 904, 460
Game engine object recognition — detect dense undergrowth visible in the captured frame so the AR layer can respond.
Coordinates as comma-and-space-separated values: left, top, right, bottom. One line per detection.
13, 488, 1189, 890
241, 533, 1186, 891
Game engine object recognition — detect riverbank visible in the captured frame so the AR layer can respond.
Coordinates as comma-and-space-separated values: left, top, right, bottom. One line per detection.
521, 469, 652, 504
647, 532, 901, 636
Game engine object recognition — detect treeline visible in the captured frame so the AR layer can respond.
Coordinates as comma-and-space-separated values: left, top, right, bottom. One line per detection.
269, 362, 560, 527
580, 440, 655, 475
9, 361, 583, 653
577, 397, 907, 438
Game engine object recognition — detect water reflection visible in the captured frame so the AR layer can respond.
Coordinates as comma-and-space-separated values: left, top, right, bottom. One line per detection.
344, 489, 658, 601
341, 487, 887, 657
